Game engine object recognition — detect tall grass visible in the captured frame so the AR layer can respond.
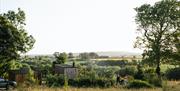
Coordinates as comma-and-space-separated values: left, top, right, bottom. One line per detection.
16, 81, 180, 91
17, 86, 161, 91
162, 80, 180, 91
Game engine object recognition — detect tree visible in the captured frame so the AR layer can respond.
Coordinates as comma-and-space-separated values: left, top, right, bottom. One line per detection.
173, 31, 180, 62
89, 52, 99, 59
53, 52, 67, 64
134, 0, 180, 76
167, 31, 180, 65
79, 52, 90, 61
68, 52, 74, 59
0, 8, 35, 76
79, 52, 99, 60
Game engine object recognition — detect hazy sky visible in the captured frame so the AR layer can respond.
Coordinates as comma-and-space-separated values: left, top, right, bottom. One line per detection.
0, 0, 159, 54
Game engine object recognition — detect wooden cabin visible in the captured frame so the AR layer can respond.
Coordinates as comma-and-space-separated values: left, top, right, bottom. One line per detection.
53, 64, 78, 79
8, 67, 29, 83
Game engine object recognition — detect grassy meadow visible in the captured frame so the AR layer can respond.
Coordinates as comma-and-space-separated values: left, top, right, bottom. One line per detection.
15, 81, 180, 91
17, 87, 161, 91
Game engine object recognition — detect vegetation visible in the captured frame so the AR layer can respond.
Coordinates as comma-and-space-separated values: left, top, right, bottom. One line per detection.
127, 80, 153, 88
0, 8, 35, 77
53, 52, 68, 64
165, 67, 180, 80
134, 0, 180, 76
17, 87, 162, 91
79, 52, 99, 60
0, 0, 179, 91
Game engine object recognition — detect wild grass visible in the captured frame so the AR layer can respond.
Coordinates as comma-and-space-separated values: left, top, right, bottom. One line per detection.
15, 81, 180, 91
17, 86, 161, 91
162, 80, 180, 91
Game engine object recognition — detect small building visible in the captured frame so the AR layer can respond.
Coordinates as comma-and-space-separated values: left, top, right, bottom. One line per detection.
53, 64, 78, 79
8, 67, 29, 83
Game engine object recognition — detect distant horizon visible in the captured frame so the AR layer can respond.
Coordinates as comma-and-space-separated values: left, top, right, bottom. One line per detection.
24, 50, 142, 56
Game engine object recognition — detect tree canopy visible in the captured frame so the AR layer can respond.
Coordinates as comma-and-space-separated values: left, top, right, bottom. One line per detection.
134, 0, 180, 75
53, 52, 68, 64
0, 8, 35, 76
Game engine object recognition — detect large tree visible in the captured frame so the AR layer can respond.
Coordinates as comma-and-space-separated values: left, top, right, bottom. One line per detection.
0, 8, 35, 76
134, 0, 180, 76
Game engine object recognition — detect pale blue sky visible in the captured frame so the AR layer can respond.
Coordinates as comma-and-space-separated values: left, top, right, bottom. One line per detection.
0, 0, 159, 54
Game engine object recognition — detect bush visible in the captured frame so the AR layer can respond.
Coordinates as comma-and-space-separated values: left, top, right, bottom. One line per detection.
118, 66, 137, 77
95, 66, 120, 79
144, 68, 156, 74
144, 73, 162, 87
46, 74, 65, 87
127, 80, 153, 88
46, 74, 115, 88
166, 67, 180, 80
134, 65, 144, 80
70, 78, 115, 88
96, 60, 127, 66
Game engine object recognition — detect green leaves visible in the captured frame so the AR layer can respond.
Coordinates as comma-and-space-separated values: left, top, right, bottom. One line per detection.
134, 0, 180, 75
0, 8, 35, 76
53, 52, 68, 64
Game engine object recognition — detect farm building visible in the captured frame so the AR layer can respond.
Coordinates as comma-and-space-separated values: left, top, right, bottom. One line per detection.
52, 64, 78, 79
8, 67, 29, 83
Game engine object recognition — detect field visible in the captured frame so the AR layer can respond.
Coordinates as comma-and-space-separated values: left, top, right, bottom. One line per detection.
17, 87, 161, 91
15, 81, 180, 91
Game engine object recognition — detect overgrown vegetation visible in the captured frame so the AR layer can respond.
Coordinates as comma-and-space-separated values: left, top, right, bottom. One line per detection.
0, 0, 179, 90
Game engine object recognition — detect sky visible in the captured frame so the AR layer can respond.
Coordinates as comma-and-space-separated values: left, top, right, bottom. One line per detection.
0, 0, 159, 54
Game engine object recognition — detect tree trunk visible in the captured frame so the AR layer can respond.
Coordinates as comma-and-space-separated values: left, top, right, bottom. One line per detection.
155, 46, 161, 76
156, 62, 161, 76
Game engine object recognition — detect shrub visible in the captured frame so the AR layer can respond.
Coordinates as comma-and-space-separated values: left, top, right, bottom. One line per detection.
144, 73, 162, 87
73, 78, 115, 88
144, 68, 156, 74
95, 66, 120, 79
118, 66, 137, 77
46, 74, 116, 88
166, 67, 180, 80
134, 65, 144, 80
127, 80, 153, 88
96, 60, 127, 66
46, 74, 65, 87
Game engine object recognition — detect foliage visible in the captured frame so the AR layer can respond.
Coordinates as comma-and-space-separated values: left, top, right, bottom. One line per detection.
118, 66, 137, 77
79, 52, 99, 60
46, 65, 117, 88
165, 67, 180, 80
68, 52, 74, 59
144, 73, 162, 87
127, 80, 153, 88
46, 74, 115, 88
0, 8, 35, 76
134, 0, 180, 75
89, 52, 99, 59
171, 31, 180, 62
46, 74, 63, 87
165, 31, 180, 65
134, 65, 144, 80
25, 66, 36, 84
144, 67, 156, 74
53, 52, 68, 64
96, 60, 127, 67
78, 64, 119, 80
79, 52, 90, 60
21, 55, 52, 76
95, 66, 120, 79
